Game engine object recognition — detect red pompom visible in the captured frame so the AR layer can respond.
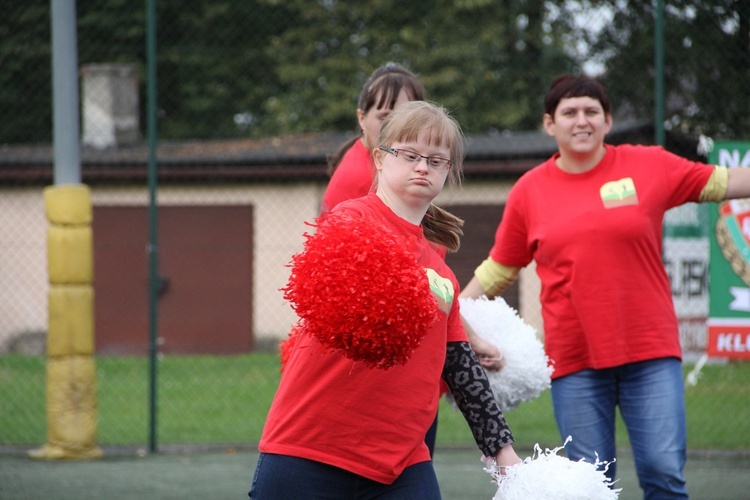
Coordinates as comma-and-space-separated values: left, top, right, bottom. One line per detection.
282, 212, 438, 369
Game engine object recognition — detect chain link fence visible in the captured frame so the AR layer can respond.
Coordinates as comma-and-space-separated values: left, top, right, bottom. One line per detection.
1, 1, 749, 450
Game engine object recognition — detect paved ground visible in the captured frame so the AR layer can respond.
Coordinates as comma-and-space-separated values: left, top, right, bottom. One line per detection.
1, 445, 749, 499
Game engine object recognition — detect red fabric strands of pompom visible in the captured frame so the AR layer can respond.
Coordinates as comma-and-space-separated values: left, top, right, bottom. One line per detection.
281, 212, 438, 369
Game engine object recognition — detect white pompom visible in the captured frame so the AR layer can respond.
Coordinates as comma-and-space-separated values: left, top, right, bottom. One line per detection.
484, 438, 621, 499
458, 296, 553, 411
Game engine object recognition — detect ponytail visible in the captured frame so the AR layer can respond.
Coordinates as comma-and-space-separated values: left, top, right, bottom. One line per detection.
423, 204, 464, 253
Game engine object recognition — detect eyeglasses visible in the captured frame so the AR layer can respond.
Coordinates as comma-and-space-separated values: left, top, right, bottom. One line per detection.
378, 147, 452, 171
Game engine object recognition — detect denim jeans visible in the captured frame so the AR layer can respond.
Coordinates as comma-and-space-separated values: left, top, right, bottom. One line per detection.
551, 357, 688, 499
248, 453, 441, 499
424, 413, 438, 458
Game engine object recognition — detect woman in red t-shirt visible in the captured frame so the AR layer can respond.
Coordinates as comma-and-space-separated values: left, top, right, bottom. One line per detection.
320, 64, 504, 456
251, 101, 521, 499
461, 74, 750, 498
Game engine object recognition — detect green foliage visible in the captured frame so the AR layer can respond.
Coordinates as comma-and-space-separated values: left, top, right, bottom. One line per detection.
0, 5, 52, 143
583, 0, 750, 139
0, 0, 575, 144
1, 354, 749, 451
154, 1, 294, 139
3, 1, 748, 143
260, 0, 576, 135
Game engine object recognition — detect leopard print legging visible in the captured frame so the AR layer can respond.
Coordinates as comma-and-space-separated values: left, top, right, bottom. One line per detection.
442, 341, 515, 457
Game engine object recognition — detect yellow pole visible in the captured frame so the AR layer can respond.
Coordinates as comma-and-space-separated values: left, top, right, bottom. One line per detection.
29, 184, 102, 460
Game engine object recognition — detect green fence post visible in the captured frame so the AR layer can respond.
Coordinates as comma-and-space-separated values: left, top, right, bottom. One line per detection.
146, 0, 159, 454
654, 0, 665, 146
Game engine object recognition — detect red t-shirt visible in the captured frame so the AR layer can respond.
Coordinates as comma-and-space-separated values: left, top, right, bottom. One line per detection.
320, 138, 374, 213
260, 194, 467, 484
490, 144, 714, 379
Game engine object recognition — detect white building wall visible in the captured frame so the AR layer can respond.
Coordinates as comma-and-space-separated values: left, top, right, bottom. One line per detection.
0, 179, 546, 351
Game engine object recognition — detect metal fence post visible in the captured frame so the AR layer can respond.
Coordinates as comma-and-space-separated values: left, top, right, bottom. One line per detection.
654, 0, 665, 146
146, 0, 159, 454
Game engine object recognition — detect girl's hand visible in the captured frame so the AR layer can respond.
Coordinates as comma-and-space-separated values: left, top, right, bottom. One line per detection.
464, 319, 505, 371
488, 445, 522, 476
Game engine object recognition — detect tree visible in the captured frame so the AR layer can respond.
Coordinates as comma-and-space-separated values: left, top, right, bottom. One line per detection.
153, 1, 294, 139
578, 0, 750, 140
0, 1, 293, 144
10, 1, 746, 144
0, 5, 52, 143
257, 0, 578, 135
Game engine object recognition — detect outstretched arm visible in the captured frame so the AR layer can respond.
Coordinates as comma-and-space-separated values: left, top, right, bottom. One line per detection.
459, 258, 521, 300
726, 167, 750, 200
460, 275, 490, 299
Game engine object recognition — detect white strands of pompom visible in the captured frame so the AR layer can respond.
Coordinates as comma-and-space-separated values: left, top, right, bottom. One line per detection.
458, 296, 553, 411
483, 439, 621, 500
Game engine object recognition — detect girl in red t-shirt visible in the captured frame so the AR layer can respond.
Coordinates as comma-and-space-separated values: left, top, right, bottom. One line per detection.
250, 101, 521, 499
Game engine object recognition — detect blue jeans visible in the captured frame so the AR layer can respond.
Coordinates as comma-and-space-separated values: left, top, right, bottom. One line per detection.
248, 453, 441, 499
551, 357, 688, 499
425, 412, 438, 458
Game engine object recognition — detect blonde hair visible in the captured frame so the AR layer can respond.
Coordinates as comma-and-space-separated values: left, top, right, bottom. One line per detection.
377, 101, 465, 252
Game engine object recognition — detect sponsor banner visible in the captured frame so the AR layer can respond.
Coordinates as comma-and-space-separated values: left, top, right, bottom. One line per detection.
663, 236, 708, 318
707, 319, 750, 359
708, 141, 750, 359
663, 200, 710, 358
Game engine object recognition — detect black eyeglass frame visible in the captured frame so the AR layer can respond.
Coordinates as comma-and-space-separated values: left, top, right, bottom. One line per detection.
378, 147, 453, 170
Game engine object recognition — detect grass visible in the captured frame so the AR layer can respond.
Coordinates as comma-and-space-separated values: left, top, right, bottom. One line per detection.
1, 353, 749, 451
